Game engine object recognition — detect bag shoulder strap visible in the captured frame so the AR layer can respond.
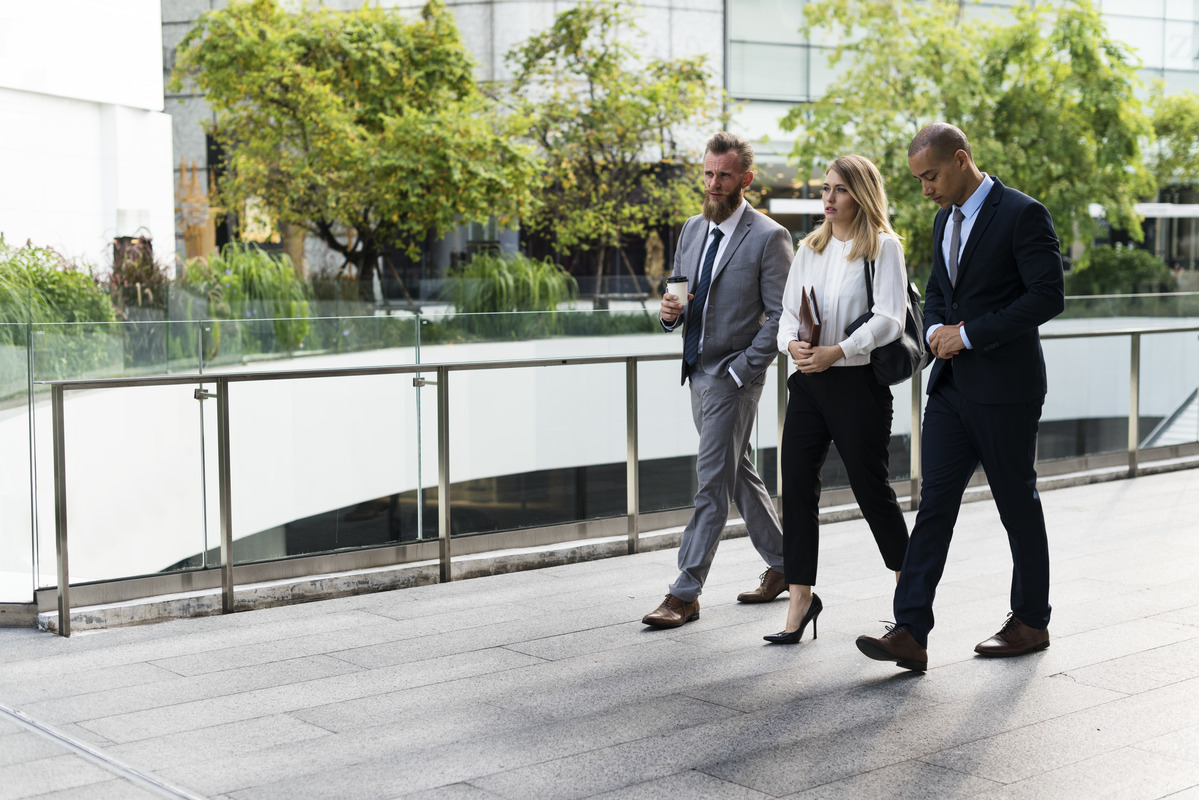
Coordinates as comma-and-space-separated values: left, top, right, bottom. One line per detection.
863, 259, 875, 309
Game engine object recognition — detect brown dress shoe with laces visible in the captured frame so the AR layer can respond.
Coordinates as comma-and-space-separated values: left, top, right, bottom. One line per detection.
736, 568, 788, 603
856, 626, 928, 672
642, 594, 700, 628
975, 614, 1049, 657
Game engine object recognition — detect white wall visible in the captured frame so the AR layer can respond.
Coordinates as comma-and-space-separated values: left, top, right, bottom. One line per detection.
0, 0, 174, 265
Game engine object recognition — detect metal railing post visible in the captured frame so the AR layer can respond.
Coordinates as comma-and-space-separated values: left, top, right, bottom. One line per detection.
626, 358, 640, 554
910, 371, 923, 511
216, 379, 235, 612
52, 384, 70, 638
437, 365, 452, 582
1129, 332, 1141, 476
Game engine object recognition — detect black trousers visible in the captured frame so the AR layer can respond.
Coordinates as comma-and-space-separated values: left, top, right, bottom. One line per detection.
893, 368, 1050, 647
780, 365, 909, 586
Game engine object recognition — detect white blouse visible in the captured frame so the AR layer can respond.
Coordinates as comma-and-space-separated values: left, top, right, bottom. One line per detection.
777, 232, 906, 367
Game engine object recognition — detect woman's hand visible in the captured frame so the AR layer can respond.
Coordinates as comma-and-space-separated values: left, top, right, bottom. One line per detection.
791, 341, 844, 374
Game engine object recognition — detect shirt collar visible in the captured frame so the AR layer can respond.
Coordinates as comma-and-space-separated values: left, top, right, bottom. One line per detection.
955, 173, 993, 221
708, 198, 749, 238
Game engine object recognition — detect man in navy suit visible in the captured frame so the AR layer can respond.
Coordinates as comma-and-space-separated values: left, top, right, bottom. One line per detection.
856, 123, 1065, 671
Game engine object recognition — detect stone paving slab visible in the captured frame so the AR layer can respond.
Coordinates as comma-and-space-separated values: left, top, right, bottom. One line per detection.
1, 469, 1198, 799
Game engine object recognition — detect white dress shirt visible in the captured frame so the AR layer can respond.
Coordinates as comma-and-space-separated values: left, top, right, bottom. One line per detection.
777, 232, 906, 367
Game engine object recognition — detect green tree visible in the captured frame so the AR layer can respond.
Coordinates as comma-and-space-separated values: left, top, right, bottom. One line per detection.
782, 0, 1155, 275
172, 0, 541, 299
1150, 90, 1199, 190
505, 0, 723, 292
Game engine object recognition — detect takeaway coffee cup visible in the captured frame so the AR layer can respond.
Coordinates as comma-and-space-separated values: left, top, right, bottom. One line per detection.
666, 276, 689, 307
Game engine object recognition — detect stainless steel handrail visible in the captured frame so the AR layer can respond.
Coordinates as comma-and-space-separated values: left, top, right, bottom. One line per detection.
40, 322, 1199, 636
44, 354, 677, 636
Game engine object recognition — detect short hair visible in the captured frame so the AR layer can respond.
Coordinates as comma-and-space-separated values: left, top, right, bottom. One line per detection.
908, 122, 971, 162
706, 131, 754, 174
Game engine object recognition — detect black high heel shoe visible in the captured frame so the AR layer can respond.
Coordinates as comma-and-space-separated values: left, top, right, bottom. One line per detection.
763, 594, 823, 644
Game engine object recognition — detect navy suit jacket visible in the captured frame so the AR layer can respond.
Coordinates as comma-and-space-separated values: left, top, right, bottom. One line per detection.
924, 178, 1065, 405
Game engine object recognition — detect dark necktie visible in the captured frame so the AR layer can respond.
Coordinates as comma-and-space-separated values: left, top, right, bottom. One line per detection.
948, 207, 965, 286
683, 226, 724, 366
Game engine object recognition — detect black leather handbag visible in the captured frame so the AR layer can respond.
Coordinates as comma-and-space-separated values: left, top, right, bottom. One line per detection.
844, 260, 934, 386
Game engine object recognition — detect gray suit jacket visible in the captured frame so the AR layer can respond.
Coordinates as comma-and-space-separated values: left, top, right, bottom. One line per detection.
666, 206, 794, 386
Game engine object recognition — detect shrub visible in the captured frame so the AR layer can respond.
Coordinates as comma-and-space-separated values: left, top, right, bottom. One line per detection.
1066, 244, 1173, 296
183, 244, 312, 356
106, 235, 176, 368
0, 237, 119, 390
445, 252, 578, 340
448, 252, 577, 314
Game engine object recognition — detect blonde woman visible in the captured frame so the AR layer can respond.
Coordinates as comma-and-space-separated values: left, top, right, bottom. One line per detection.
765, 154, 909, 644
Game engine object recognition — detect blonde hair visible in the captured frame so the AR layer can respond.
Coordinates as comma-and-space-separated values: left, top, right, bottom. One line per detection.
802, 154, 901, 262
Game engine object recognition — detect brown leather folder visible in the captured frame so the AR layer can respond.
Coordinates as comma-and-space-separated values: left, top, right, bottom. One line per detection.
797, 287, 821, 345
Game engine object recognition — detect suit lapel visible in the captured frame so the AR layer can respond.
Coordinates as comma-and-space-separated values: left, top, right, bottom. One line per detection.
955, 179, 1004, 285
683, 216, 708, 281
933, 207, 950, 295
711, 206, 754, 282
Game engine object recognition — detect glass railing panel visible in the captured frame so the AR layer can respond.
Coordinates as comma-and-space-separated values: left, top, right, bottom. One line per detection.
750, 362, 783, 497
887, 375, 924, 485
636, 352, 697, 514
417, 306, 665, 363
201, 314, 420, 371
33, 382, 209, 587
1040, 321, 1134, 461
1061, 291, 1199, 320
441, 361, 629, 535
31, 321, 132, 381
21, 318, 210, 381
1139, 328, 1199, 449
0, 322, 35, 602
225, 374, 423, 562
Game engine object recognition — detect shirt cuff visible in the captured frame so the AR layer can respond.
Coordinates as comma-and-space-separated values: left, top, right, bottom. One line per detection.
959, 325, 973, 350
926, 322, 942, 345
727, 366, 742, 387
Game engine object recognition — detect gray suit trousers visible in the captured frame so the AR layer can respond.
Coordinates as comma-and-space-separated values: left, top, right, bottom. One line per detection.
669, 369, 785, 601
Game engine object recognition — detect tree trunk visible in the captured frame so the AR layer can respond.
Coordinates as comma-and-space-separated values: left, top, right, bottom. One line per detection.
356, 249, 377, 303
619, 247, 652, 321
382, 253, 418, 311
593, 244, 607, 309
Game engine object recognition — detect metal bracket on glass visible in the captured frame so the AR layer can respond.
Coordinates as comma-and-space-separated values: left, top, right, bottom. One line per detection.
413, 376, 437, 388
194, 388, 215, 401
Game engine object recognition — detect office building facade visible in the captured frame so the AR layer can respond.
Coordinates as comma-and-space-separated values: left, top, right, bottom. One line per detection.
161, 0, 1199, 273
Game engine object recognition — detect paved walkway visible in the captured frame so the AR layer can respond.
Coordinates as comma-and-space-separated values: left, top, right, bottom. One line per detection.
2, 469, 1198, 799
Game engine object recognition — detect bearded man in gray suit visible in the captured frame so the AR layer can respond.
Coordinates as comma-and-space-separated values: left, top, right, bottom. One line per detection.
643, 131, 794, 628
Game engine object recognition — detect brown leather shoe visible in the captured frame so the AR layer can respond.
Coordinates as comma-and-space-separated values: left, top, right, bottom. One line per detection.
642, 594, 700, 628
736, 568, 788, 603
856, 626, 928, 672
975, 614, 1049, 657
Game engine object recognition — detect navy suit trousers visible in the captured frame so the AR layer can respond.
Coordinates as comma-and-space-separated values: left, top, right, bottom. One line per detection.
894, 366, 1051, 646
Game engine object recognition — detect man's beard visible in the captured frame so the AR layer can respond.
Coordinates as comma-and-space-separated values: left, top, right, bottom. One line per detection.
703, 186, 743, 224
